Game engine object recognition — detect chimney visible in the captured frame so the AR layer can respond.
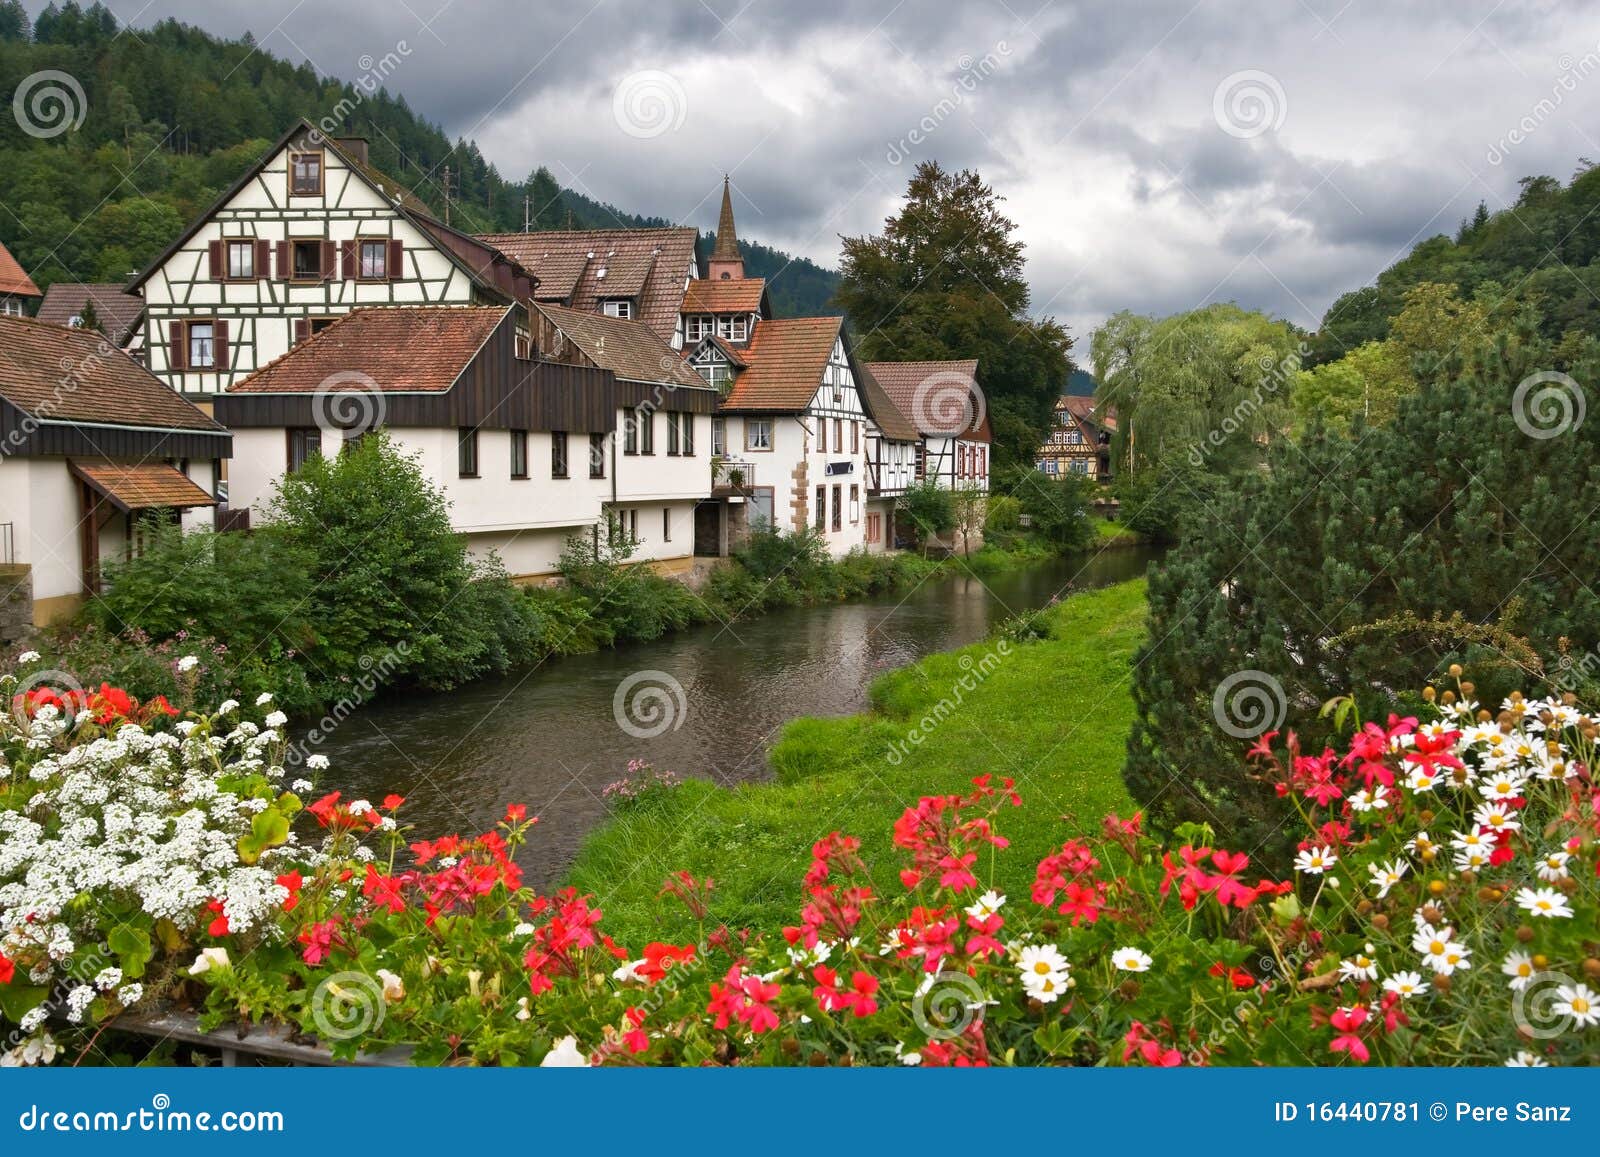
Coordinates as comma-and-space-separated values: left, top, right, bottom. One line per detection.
335, 137, 370, 166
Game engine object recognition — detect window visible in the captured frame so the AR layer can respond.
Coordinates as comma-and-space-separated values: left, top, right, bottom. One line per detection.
817, 420, 826, 453
359, 239, 388, 279
226, 240, 255, 280
590, 433, 607, 478
978, 447, 986, 476
287, 428, 321, 472
711, 417, 726, 456
831, 484, 842, 532
667, 412, 680, 456
850, 484, 860, 524
662, 507, 671, 542
1066, 428, 1083, 444
295, 317, 339, 345
187, 321, 216, 369
746, 419, 772, 451
716, 315, 748, 341
602, 299, 632, 319
851, 422, 860, 453
679, 413, 693, 455
833, 418, 842, 450
510, 429, 529, 478
815, 486, 826, 530
638, 409, 654, 454
291, 239, 324, 280
866, 512, 882, 544
515, 333, 532, 359
0, 298, 24, 317
697, 361, 731, 392
458, 428, 478, 477
551, 431, 568, 478
685, 315, 712, 342
624, 413, 638, 455
628, 509, 639, 544
289, 151, 323, 195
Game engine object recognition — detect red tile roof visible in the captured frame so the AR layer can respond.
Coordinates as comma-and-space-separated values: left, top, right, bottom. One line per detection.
0, 240, 41, 299
0, 314, 222, 432
229, 307, 507, 394
865, 359, 988, 440
479, 228, 696, 341
537, 303, 708, 389
855, 364, 919, 442
71, 461, 217, 510
683, 277, 766, 315
35, 283, 144, 345
720, 316, 842, 412
1058, 394, 1117, 431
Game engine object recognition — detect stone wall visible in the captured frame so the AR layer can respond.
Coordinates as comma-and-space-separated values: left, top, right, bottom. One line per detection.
0, 565, 35, 646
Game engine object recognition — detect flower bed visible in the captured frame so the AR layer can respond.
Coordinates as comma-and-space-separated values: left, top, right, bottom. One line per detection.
1, 658, 1595, 1066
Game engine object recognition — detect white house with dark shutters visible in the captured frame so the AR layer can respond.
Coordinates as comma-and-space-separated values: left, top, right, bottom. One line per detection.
129, 120, 535, 401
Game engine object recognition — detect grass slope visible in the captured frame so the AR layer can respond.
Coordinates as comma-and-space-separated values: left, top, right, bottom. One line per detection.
566, 579, 1148, 943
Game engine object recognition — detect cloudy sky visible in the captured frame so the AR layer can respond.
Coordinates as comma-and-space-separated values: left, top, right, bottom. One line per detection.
40, 0, 1600, 337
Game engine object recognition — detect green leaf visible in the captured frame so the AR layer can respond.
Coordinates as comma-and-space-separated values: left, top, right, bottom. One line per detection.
237, 807, 291, 864
107, 924, 153, 979
0, 983, 51, 1023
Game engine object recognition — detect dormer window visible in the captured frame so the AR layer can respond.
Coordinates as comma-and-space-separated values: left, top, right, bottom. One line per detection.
289, 151, 323, 196
602, 299, 632, 319
715, 315, 748, 342
697, 362, 731, 393
685, 315, 713, 342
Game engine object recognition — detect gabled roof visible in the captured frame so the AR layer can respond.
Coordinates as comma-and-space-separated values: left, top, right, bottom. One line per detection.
479, 228, 697, 342
0, 315, 223, 433
683, 276, 767, 315
720, 316, 843, 412
855, 363, 918, 442
537, 303, 708, 389
72, 461, 218, 510
229, 307, 508, 394
866, 358, 988, 441
0, 240, 41, 298
689, 333, 748, 368
35, 283, 144, 345
1058, 393, 1117, 431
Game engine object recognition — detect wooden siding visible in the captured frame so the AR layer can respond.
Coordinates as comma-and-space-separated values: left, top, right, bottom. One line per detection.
0, 399, 231, 461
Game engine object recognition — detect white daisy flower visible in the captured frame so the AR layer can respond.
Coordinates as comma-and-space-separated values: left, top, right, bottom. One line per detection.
1515, 886, 1573, 919
1382, 971, 1428, 998
1111, 947, 1152, 973
1294, 845, 1338, 874
1502, 951, 1536, 991
1369, 858, 1408, 899
1552, 984, 1599, 1028
1536, 851, 1571, 882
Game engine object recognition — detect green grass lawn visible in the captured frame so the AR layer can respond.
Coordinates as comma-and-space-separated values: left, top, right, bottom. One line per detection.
566, 578, 1148, 943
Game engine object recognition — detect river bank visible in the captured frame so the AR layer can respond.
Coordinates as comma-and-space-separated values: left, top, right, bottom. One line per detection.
565, 577, 1149, 942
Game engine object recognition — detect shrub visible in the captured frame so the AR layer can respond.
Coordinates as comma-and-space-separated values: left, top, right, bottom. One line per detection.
1015, 471, 1095, 551
984, 494, 1021, 534
900, 479, 956, 548
1111, 462, 1223, 545
1126, 316, 1600, 853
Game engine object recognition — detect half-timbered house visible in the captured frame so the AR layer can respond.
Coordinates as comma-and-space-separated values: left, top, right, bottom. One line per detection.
130, 121, 536, 401
213, 305, 618, 582
0, 240, 41, 318
532, 303, 717, 575
0, 315, 230, 630
865, 359, 992, 493
1037, 395, 1115, 481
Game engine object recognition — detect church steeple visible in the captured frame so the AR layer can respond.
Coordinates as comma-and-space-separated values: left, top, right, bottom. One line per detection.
707, 175, 745, 280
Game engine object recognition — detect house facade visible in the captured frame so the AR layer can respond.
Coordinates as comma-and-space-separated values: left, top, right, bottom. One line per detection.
130, 122, 533, 401
0, 315, 230, 634
1037, 395, 1115, 481
0, 240, 41, 318
865, 359, 992, 492
533, 303, 718, 575
213, 305, 620, 582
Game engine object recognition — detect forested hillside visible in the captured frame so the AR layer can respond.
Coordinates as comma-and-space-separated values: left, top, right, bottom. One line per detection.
0, 1, 838, 314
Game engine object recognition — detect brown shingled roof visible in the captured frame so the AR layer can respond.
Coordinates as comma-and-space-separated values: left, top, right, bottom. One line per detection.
683, 277, 766, 315
229, 307, 508, 394
720, 316, 842, 412
0, 314, 222, 432
866, 359, 988, 440
71, 461, 218, 511
0, 240, 41, 299
537, 303, 709, 389
35, 283, 144, 345
479, 228, 695, 342
1059, 393, 1117, 431
855, 364, 918, 442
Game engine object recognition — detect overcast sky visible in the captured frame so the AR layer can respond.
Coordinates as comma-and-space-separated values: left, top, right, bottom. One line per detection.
36, 0, 1600, 338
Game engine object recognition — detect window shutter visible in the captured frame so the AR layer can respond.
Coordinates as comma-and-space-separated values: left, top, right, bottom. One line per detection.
341, 240, 357, 280
388, 239, 403, 280
255, 239, 270, 279
321, 240, 336, 282
208, 240, 223, 280
214, 321, 229, 371
169, 321, 186, 372
276, 241, 290, 280
293, 319, 310, 345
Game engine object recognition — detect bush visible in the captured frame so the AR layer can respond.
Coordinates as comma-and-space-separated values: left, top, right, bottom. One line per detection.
1111, 462, 1223, 545
1015, 471, 1095, 551
1127, 315, 1600, 853
984, 494, 1021, 534
900, 479, 956, 548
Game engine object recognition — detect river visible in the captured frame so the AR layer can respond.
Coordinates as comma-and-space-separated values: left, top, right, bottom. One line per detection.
315, 545, 1160, 885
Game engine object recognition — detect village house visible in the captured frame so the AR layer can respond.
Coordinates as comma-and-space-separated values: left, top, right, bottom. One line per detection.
213, 305, 619, 582
532, 303, 718, 575
0, 239, 41, 318
1037, 394, 1115, 481
129, 121, 536, 403
0, 315, 230, 636
864, 359, 992, 493
35, 282, 146, 353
